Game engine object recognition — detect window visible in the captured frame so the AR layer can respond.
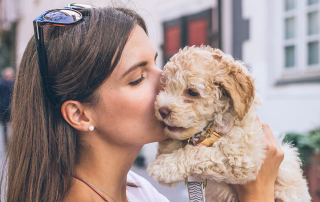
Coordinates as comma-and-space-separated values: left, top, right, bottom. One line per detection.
162, 9, 220, 65
274, 0, 320, 84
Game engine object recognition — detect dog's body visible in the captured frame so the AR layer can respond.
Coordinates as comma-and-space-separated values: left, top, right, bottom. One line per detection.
147, 46, 311, 202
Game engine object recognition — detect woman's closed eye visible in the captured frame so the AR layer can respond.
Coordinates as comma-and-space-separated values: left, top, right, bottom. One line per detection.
129, 75, 145, 86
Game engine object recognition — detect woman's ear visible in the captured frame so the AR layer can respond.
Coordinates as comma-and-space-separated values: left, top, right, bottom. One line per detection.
61, 100, 93, 131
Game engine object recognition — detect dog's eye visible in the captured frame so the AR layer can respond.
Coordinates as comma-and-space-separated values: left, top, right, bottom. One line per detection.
188, 89, 199, 97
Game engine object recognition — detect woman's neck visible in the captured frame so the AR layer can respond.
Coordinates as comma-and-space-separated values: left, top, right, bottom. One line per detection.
75, 134, 142, 202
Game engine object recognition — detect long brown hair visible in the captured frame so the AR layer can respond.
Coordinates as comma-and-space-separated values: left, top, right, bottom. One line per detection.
1, 7, 147, 202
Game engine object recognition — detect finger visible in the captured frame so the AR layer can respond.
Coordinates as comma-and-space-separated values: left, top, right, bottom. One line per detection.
258, 126, 269, 150
256, 116, 263, 128
263, 128, 280, 155
257, 118, 280, 154
261, 122, 273, 140
258, 119, 284, 164
256, 116, 267, 143
259, 121, 277, 152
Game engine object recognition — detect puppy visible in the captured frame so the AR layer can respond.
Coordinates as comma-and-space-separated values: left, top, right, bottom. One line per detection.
147, 46, 311, 202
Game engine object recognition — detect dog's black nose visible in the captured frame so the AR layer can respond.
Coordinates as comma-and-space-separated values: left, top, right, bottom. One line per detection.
159, 107, 170, 119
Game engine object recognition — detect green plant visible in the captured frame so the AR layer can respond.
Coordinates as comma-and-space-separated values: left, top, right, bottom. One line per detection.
283, 127, 320, 167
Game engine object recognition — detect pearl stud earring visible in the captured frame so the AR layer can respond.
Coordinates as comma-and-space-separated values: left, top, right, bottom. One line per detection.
89, 126, 94, 131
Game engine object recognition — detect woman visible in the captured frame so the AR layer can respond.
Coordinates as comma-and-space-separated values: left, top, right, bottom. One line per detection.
2, 5, 283, 202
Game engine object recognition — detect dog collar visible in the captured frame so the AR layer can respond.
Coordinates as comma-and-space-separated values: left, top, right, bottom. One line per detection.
188, 125, 221, 146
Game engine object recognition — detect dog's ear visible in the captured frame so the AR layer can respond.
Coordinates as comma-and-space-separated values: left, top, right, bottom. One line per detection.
215, 60, 255, 120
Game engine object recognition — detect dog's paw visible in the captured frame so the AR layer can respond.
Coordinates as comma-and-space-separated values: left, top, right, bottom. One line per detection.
146, 161, 163, 181
147, 162, 186, 183
147, 153, 188, 183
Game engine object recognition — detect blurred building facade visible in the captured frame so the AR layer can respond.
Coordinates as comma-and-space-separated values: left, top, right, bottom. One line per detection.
8, 0, 320, 200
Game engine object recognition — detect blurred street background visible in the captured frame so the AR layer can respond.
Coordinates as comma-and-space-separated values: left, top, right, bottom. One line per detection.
1, 0, 320, 201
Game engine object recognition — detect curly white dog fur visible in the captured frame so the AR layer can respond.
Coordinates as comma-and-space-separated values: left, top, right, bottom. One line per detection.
147, 46, 311, 202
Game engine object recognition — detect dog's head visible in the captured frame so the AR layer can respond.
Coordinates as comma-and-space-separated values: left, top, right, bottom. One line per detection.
155, 46, 255, 140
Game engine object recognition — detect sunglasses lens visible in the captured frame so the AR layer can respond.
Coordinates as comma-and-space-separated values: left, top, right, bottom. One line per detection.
67, 3, 94, 9
44, 10, 82, 23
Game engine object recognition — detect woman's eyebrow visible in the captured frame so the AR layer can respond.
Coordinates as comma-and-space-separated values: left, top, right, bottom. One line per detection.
122, 61, 147, 78
122, 52, 158, 78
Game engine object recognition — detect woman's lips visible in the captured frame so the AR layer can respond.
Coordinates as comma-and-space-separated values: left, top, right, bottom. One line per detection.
167, 126, 185, 132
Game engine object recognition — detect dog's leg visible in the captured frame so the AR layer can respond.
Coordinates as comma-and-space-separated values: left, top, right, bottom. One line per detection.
147, 145, 196, 185
157, 138, 183, 157
148, 142, 263, 186
148, 145, 230, 185
147, 139, 185, 187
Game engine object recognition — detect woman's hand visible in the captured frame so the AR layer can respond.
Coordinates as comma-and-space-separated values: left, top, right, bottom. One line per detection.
233, 116, 284, 202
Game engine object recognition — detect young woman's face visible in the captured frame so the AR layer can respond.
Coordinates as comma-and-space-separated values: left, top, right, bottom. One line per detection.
91, 25, 168, 146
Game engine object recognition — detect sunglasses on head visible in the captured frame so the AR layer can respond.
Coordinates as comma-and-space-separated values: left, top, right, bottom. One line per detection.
33, 3, 94, 102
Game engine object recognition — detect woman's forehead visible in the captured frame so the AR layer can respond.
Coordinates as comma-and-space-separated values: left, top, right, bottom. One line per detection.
114, 26, 155, 77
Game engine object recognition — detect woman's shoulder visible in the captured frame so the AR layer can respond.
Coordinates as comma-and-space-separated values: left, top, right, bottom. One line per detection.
127, 170, 170, 202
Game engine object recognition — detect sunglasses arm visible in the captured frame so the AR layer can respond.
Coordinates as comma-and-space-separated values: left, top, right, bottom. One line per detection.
33, 22, 48, 81
33, 21, 50, 95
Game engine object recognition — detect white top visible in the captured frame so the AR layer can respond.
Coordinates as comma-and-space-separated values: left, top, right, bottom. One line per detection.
127, 171, 170, 202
